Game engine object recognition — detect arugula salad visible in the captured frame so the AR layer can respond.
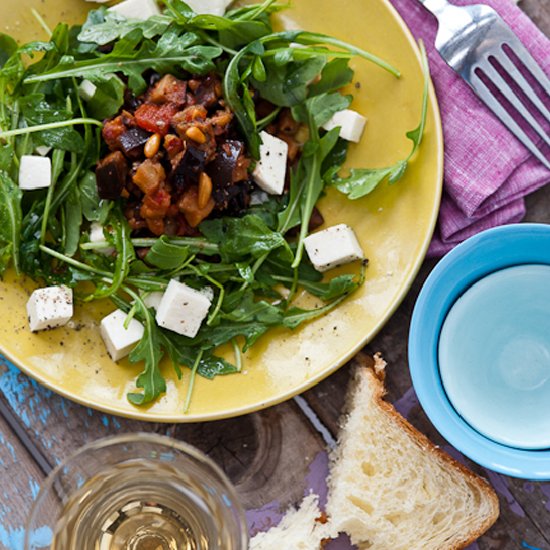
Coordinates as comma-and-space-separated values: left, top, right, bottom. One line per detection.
0, 0, 428, 410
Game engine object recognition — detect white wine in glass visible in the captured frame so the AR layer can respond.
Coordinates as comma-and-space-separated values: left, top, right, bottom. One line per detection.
25, 434, 249, 550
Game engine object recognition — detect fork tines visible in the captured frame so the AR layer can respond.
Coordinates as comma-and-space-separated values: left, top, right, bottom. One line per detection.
469, 33, 550, 170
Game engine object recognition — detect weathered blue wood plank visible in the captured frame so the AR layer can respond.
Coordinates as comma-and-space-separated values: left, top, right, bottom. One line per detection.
0, 414, 44, 550
0, 355, 332, 546
0, 356, 161, 466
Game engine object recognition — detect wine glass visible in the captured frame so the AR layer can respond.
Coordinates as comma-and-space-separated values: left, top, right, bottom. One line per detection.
24, 433, 249, 550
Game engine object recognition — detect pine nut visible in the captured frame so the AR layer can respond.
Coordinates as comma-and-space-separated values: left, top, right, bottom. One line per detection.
144, 133, 161, 158
186, 126, 207, 144
198, 172, 213, 209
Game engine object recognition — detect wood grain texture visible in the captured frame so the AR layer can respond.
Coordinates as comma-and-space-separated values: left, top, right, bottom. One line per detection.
0, 356, 163, 466
520, 0, 550, 35
0, 414, 44, 549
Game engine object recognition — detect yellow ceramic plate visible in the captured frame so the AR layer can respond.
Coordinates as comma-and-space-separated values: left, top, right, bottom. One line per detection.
0, 0, 443, 421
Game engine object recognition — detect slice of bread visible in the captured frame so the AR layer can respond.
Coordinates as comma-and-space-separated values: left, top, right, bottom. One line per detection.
248, 493, 329, 550
326, 353, 500, 550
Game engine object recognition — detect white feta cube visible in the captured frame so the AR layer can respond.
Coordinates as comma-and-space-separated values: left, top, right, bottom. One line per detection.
184, 0, 233, 16
252, 131, 288, 195
200, 286, 214, 301
109, 0, 161, 20
34, 145, 51, 156
78, 79, 97, 101
19, 155, 52, 190
89, 222, 115, 256
156, 280, 211, 338
27, 286, 73, 332
100, 309, 145, 361
142, 291, 164, 311
304, 224, 364, 272
89, 222, 105, 243
322, 109, 367, 143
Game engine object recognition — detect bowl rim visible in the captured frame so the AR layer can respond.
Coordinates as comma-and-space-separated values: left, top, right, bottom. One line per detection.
408, 223, 550, 480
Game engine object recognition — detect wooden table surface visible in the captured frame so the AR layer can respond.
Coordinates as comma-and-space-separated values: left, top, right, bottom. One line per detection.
1, 2, 549, 549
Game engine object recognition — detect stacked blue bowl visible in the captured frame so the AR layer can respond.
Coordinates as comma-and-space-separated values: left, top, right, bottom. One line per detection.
409, 223, 550, 480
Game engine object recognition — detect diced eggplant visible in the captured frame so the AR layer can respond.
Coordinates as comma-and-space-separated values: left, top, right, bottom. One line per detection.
207, 140, 246, 188
119, 128, 151, 159
212, 180, 253, 215
193, 74, 222, 109
96, 151, 128, 200
170, 146, 207, 192
124, 88, 142, 112
149, 74, 187, 106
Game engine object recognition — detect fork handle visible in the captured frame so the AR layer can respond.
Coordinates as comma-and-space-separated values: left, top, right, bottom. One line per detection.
416, 0, 450, 16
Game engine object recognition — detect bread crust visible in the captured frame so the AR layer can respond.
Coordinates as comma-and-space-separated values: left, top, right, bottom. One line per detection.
348, 352, 500, 550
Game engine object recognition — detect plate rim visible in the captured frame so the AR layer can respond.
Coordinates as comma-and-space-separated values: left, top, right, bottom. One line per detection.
0, 0, 444, 422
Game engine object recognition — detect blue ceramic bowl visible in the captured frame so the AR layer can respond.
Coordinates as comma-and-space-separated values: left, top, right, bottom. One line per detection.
409, 223, 550, 480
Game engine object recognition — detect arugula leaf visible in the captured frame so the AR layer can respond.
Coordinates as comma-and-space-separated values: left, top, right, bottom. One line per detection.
145, 235, 190, 270
295, 273, 360, 301
24, 29, 222, 95
200, 214, 288, 262
0, 34, 17, 68
195, 354, 238, 379
79, 171, 112, 224
223, 290, 282, 324
333, 41, 430, 200
283, 294, 349, 329
225, 0, 286, 21
308, 58, 353, 96
162, 0, 195, 22
0, 171, 22, 275
63, 187, 82, 257
288, 126, 340, 268
334, 166, 394, 199
78, 9, 172, 46
19, 96, 85, 153
199, 321, 270, 352
252, 56, 326, 107
291, 92, 351, 128
225, 30, 398, 157
89, 210, 135, 299
82, 74, 126, 120
321, 136, 347, 179
127, 297, 166, 406
405, 41, 429, 158
247, 194, 286, 230
160, 330, 238, 380
277, 159, 304, 234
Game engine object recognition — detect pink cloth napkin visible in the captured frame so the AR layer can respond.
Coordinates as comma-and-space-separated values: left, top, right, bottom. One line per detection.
389, 0, 550, 257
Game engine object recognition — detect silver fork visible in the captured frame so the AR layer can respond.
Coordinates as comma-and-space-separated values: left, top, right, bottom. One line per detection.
419, 0, 550, 169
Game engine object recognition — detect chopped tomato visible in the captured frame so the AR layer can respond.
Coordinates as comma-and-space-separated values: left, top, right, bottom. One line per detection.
135, 103, 178, 136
